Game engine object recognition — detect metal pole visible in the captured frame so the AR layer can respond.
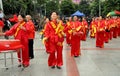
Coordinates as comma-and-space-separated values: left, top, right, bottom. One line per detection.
11, 51, 14, 66
3, 52, 8, 70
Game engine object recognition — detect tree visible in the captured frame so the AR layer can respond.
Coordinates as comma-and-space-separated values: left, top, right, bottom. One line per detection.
60, 0, 75, 17
78, 0, 90, 17
37, 0, 46, 4
45, 0, 59, 17
3, 0, 120, 18
3, 0, 20, 14
3, 0, 34, 15
89, 0, 99, 17
90, 0, 120, 17
102, 0, 120, 17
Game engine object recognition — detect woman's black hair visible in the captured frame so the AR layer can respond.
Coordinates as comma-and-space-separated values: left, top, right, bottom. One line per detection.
19, 14, 25, 19
18, 14, 26, 21
50, 11, 59, 16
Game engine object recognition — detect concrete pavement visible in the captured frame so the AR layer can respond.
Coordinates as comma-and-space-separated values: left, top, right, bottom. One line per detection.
0, 32, 120, 76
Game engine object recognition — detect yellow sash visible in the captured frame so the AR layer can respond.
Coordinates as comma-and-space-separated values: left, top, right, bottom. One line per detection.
76, 26, 82, 31
98, 22, 104, 31
55, 21, 61, 34
14, 22, 25, 37
50, 22, 57, 29
82, 22, 86, 33
68, 22, 81, 34
42, 21, 64, 44
50, 21, 64, 38
67, 22, 70, 26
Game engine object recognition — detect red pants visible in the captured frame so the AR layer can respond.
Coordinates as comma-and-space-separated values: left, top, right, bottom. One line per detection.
45, 41, 50, 53
81, 33, 86, 41
113, 27, 118, 38
118, 27, 120, 36
96, 31, 105, 48
109, 29, 113, 40
66, 33, 71, 44
71, 35, 81, 56
18, 38, 29, 66
48, 41, 63, 67
104, 31, 110, 43
81, 30, 87, 41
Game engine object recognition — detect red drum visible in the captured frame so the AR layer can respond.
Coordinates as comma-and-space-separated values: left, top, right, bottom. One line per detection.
0, 39, 23, 74
0, 39, 23, 51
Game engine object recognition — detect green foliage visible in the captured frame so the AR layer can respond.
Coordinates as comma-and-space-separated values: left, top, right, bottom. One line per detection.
3, 0, 20, 14
90, 0, 120, 17
102, 0, 120, 17
89, 0, 99, 17
60, 0, 75, 16
3, 0, 34, 15
37, 0, 46, 4
2, 0, 120, 17
78, 0, 90, 17
45, 0, 59, 17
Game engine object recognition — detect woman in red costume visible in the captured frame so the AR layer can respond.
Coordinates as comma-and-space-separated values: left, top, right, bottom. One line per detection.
96, 16, 105, 48
44, 12, 64, 69
64, 17, 72, 45
0, 14, 30, 67
69, 16, 83, 57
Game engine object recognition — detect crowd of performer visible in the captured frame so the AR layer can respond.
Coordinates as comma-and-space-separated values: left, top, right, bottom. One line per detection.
41, 12, 120, 69
90, 16, 120, 48
0, 11, 120, 70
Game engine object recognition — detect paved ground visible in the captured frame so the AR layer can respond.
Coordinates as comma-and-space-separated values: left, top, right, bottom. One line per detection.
0, 32, 120, 76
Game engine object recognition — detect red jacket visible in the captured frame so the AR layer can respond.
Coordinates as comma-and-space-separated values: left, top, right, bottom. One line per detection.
44, 20, 64, 43
104, 20, 110, 30
5, 21, 28, 40
71, 21, 83, 36
96, 20, 105, 32
82, 20, 88, 28
26, 20, 35, 39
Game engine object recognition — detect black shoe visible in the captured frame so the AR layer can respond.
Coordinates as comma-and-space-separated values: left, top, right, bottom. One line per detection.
74, 56, 79, 58
30, 57, 34, 59
56, 66, 61, 69
18, 64, 22, 67
23, 64, 29, 68
51, 66, 55, 69
46, 51, 50, 54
